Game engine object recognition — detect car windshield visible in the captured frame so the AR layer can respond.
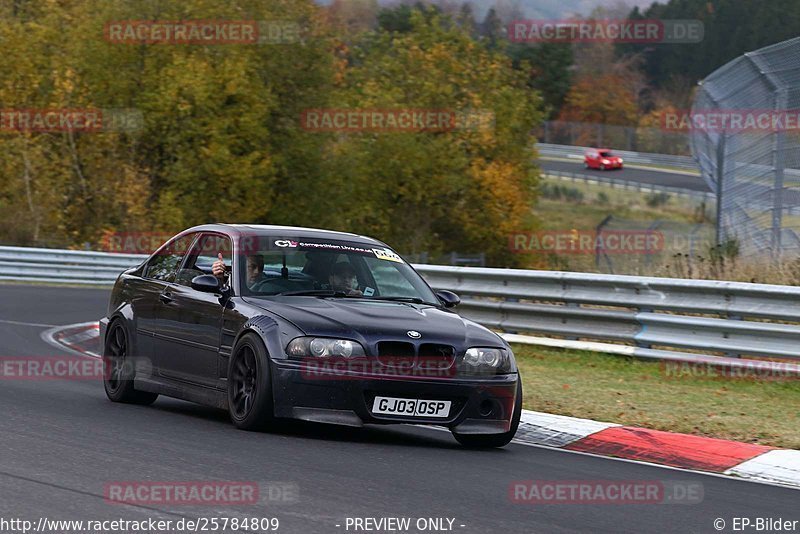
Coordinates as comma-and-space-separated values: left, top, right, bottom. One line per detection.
599, 151, 613, 157
237, 237, 439, 304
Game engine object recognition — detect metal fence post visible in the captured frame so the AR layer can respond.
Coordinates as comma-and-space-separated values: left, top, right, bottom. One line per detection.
771, 89, 787, 262
714, 135, 726, 246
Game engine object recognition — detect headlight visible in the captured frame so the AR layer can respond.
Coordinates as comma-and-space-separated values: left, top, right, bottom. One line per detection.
618, 158, 623, 163
461, 347, 512, 374
286, 337, 365, 359
602, 159, 610, 164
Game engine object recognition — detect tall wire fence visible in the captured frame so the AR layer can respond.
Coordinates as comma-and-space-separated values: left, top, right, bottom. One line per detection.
692, 37, 800, 259
535, 120, 691, 156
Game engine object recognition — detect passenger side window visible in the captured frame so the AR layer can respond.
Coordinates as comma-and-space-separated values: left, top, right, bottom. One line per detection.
144, 233, 197, 282
175, 233, 232, 287
363, 256, 417, 296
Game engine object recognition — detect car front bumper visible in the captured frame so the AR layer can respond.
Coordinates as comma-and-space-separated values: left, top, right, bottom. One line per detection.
271, 360, 519, 434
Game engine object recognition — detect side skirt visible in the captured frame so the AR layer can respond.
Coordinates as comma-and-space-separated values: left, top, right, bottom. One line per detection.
135, 376, 227, 410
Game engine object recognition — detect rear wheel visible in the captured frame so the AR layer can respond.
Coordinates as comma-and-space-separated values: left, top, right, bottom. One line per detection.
228, 332, 274, 431
103, 320, 158, 405
452, 377, 522, 449
599, 163, 606, 171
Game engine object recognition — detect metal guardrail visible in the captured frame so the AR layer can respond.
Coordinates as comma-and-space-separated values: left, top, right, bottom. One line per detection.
0, 246, 146, 285
1, 245, 797, 366
414, 265, 800, 363
543, 170, 715, 202
537, 143, 700, 172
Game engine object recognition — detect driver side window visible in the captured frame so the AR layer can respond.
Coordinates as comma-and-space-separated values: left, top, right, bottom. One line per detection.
175, 233, 232, 287
144, 233, 197, 282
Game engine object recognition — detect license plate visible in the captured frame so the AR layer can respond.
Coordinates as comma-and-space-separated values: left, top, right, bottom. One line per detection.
371, 396, 451, 418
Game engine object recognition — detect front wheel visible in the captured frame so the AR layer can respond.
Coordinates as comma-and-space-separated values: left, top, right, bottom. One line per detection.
452, 377, 522, 449
228, 332, 275, 431
103, 320, 158, 405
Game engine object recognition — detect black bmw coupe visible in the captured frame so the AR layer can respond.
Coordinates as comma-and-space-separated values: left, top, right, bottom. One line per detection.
100, 224, 522, 447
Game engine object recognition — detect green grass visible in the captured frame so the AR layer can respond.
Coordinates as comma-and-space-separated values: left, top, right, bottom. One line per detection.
514, 343, 800, 449
525, 177, 715, 274
536, 177, 704, 230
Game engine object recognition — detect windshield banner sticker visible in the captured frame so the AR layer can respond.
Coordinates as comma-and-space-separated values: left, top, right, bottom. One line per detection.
373, 248, 403, 262
271, 239, 404, 262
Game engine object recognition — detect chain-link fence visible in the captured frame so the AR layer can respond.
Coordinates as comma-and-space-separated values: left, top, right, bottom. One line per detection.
535, 120, 691, 156
593, 217, 715, 276
510, 216, 714, 276
692, 37, 800, 259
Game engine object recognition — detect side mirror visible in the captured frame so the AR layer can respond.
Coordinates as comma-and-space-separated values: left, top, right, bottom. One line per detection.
191, 274, 221, 293
435, 289, 460, 308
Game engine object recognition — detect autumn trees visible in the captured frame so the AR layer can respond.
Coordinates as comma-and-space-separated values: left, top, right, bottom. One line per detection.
0, 0, 541, 266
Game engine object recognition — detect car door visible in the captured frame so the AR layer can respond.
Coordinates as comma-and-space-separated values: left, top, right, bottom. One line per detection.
153, 233, 231, 388
586, 150, 597, 168
133, 232, 199, 372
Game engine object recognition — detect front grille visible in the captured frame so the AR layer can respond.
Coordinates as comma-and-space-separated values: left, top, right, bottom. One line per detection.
374, 342, 456, 371
418, 343, 456, 369
376, 341, 416, 368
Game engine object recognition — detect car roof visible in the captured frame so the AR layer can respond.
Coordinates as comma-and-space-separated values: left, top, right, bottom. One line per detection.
181, 223, 388, 247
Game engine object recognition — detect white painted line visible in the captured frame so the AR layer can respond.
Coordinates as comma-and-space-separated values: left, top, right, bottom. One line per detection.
40, 321, 100, 359
538, 156, 702, 176
508, 437, 800, 491
500, 333, 637, 356
725, 450, 800, 487
417, 424, 800, 491
518, 410, 619, 447
38, 323, 800, 491
0, 318, 58, 328
58, 328, 99, 345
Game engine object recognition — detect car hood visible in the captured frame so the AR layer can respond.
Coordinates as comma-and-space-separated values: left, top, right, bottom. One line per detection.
243, 296, 505, 350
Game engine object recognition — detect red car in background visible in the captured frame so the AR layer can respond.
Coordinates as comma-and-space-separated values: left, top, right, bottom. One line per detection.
584, 148, 624, 170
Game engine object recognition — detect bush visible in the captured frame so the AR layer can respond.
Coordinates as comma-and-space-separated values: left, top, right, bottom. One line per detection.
540, 183, 584, 202
645, 192, 671, 208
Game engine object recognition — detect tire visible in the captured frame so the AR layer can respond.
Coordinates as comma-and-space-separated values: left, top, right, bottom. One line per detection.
452, 377, 523, 449
584, 162, 589, 169
227, 332, 275, 431
599, 163, 605, 171
103, 320, 158, 405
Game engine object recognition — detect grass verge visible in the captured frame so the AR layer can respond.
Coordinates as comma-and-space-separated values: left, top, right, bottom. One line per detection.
513, 343, 800, 449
